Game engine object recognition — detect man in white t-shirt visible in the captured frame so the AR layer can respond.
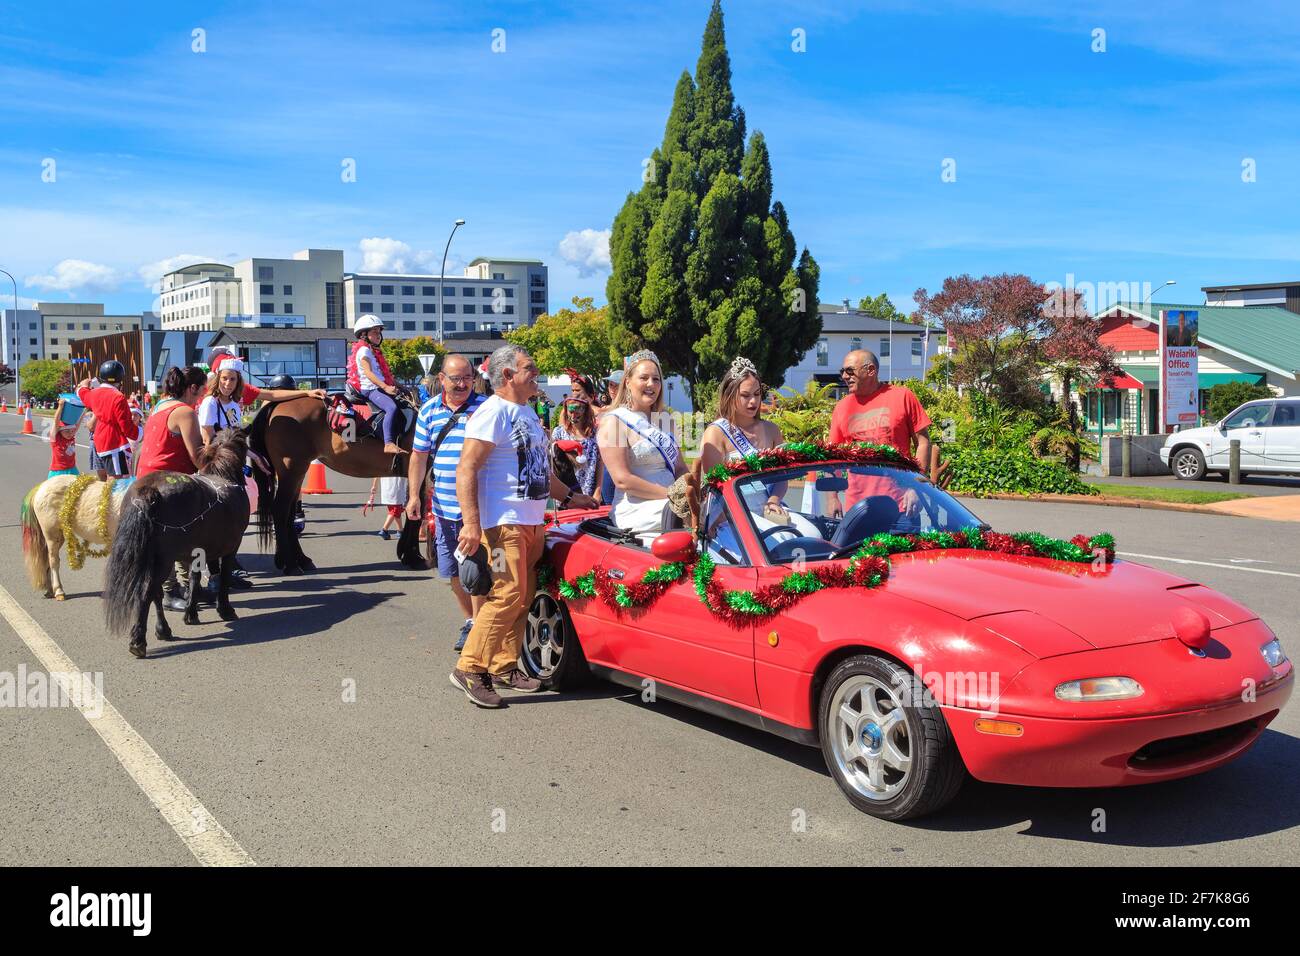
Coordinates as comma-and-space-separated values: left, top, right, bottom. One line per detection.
449, 345, 597, 709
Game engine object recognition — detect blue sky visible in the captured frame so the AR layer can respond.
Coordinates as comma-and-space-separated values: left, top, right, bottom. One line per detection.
3, 0, 1300, 318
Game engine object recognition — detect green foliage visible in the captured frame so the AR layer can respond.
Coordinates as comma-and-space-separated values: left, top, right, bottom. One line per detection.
380, 337, 444, 386
1207, 381, 1272, 422
857, 293, 916, 324
20, 359, 71, 402
767, 379, 838, 445
945, 446, 1099, 497
508, 297, 639, 376
606, 0, 820, 407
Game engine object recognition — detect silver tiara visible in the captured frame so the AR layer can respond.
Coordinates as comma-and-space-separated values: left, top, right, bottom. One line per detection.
626, 349, 661, 370
727, 356, 759, 381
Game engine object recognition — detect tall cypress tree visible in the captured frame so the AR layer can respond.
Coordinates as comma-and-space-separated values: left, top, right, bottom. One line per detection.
607, 0, 820, 406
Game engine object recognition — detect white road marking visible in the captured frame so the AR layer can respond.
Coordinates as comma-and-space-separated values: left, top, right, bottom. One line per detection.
0, 584, 255, 866
1120, 551, 1300, 578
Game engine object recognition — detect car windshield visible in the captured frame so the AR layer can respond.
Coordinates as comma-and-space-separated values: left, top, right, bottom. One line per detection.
728, 464, 984, 564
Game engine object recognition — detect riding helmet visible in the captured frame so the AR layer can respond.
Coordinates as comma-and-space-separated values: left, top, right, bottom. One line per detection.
354, 314, 383, 337
98, 359, 126, 384
267, 374, 296, 389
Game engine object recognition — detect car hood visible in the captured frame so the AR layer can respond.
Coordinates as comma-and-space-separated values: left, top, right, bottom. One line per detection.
878, 550, 1256, 652
1163, 425, 1215, 445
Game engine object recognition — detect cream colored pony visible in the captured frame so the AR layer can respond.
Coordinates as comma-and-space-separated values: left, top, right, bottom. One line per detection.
21, 475, 127, 600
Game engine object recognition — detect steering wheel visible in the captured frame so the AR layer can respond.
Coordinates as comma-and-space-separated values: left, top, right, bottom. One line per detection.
759, 524, 802, 549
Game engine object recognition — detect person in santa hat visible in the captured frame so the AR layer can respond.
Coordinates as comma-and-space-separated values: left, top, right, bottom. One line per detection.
207, 347, 326, 408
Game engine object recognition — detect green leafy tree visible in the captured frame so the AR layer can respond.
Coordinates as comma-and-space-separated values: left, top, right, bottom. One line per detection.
1207, 381, 1272, 422
607, 0, 820, 407
767, 380, 839, 445
857, 293, 916, 324
379, 337, 442, 387
507, 297, 638, 376
20, 358, 71, 402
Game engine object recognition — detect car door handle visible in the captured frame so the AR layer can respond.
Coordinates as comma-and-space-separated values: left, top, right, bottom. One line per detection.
607, 569, 625, 580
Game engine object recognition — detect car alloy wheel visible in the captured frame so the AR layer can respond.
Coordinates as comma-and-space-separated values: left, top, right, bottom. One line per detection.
828, 674, 912, 801
524, 593, 566, 680
1173, 448, 1206, 480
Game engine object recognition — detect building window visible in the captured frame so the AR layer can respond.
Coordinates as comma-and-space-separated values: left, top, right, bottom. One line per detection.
50, 337, 58, 344
50, 352, 58, 359
115, 324, 122, 331
283, 285, 293, 295
443, 304, 456, 313
49, 322, 58, 330
422, 304, 436, 313
493, 272, 505, 280
381, 303, 395, 313
260, 284, 274, 295
530, 307, 544, 318
879, 338, 891, 358
260, 303, 275, 314
423, 322, 436, 332
463, 322, 476, 332
403, 321, 416, 331
99, 324, 106, 330
911, 337, 923, 358
462, 287, 475, 296
850, 337, 861, 352
401, 303, 414, 313
444, 322, 457, 332
360, 302, 374, 313
442, 286, 455, 296
284, 303, 294, 313
359, 284, 373, 295
422, 286, 436, 296
503, 305, 515, 315
530, 291, 546, 303
258, 266, 274, 281
380, 285, 394, 295
531, 275, 545, 287
463, 304, 476, 314
502, 288, 514, 297
816, 338, 829, 367
383, 320, 395, 331
401, 285, 415, 296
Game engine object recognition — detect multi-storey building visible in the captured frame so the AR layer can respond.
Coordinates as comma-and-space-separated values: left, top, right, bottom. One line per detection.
2, 303, 155, 366
159, 249, 346, 331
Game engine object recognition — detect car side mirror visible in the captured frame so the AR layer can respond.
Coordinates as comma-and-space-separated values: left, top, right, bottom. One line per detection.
652, 531, 696, 564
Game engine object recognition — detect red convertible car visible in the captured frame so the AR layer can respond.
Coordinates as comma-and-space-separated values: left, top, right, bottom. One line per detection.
523, 446, 1293, 820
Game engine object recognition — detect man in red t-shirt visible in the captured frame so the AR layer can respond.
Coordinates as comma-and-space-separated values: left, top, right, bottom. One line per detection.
75, 361, 140, 479
827, 349, 932, 516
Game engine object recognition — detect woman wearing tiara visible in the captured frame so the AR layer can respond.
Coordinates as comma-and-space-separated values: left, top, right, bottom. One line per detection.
598, 349, 686, 535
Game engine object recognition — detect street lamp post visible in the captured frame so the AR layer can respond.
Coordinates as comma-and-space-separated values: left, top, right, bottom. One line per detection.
1142, 279, 1176, 305
0, 269, 18, 403
437, 219, 466, 342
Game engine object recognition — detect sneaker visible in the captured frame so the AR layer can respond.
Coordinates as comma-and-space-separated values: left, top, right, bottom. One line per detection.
379, 529, 391, 541
162, 595, 189, 613
449, 668, 503, 708
454, 618, 473, 652
227, 568, 253, 590
491, 669, 542, 693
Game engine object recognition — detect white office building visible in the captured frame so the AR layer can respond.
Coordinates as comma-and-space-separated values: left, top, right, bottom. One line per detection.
784, 300, 944, 392
159, 249, 346, 331
342, 257, 548, 340
3, 303, 155, 366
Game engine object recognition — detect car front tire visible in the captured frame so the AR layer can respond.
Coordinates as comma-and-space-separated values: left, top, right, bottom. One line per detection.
522, 592, 589, 690
818, 654, 966, 821
1171, 447, 1207, 481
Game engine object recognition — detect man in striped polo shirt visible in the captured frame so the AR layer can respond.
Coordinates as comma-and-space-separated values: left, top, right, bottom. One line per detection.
406, 354, 487, 650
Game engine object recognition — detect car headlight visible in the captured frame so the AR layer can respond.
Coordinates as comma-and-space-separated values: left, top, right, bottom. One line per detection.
1055, 677, 1144, 701
1262, 638, 1288, 668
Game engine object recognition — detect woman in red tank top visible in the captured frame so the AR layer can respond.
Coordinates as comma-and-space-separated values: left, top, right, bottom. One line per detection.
136, 366, 207, 478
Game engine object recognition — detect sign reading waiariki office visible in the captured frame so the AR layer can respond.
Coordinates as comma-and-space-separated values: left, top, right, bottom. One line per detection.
1160, 309, 1199, 431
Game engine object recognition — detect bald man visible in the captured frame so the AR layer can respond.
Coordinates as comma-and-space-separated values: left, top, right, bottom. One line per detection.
828, 349, 932, 515
408, 354, 489, 650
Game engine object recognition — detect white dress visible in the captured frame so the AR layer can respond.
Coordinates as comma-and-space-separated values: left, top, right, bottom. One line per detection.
611, 414, 677, 535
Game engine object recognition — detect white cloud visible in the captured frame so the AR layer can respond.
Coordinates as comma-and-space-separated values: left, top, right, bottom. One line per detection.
137, 253, 217, 292
558, 229, 611, 277
25, 259, 121, 295
358, 237, 440, 274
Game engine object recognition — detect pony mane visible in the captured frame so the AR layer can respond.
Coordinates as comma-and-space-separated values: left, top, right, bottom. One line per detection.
198, 429, 248, 482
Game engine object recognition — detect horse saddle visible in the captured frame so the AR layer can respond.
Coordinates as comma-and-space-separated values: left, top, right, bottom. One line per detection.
336, 385, 418, 443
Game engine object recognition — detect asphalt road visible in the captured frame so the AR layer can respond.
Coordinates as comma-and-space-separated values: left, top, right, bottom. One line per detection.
1, 409, 1297, 866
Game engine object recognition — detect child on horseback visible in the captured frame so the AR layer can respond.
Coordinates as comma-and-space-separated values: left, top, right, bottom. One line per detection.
348, 314, 404, 456
75, 360, 140, 480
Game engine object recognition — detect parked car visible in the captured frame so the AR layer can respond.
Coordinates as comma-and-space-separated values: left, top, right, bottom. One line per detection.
1162, 398, 1300, 479
524, 453, 1292, 820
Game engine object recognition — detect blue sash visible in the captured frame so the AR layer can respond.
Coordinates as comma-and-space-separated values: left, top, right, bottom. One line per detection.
612, 408, 679, 473
712, 417, 758, 458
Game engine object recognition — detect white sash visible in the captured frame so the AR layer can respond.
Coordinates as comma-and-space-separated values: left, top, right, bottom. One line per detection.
712, 417, 758, 458
611, 407, 679, 473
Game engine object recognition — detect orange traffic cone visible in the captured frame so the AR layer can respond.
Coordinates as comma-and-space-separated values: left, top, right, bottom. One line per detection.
302, 459, 333, 494
21, 406, 34, 434
1, 399, 7, 413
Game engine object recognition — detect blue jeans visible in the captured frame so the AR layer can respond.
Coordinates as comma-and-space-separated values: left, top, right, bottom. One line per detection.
367, 389, 400, 444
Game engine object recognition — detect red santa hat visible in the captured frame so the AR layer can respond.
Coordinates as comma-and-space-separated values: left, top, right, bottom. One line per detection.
210, 347, 245, 375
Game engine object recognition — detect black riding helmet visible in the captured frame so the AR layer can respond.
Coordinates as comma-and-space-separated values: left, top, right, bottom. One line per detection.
98, 360, 126, 384
267, 374, 296, 389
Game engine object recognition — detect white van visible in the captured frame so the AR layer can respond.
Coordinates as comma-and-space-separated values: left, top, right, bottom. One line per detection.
1161, 398, 1300, 479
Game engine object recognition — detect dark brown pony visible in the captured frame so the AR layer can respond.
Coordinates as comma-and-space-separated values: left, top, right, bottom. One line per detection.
103, 428, 252, 659
247, 396, 425, 575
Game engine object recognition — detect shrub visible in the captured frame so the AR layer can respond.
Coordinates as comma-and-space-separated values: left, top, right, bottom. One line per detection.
944, 446, 1099, 497
1207, 381, 1272, 422
768, 380, 838, 445
19, 359, 71, 402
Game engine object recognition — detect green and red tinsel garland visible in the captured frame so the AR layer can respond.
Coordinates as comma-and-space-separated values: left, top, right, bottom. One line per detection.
703, 440, 920, 487
540, 528, 1116, 628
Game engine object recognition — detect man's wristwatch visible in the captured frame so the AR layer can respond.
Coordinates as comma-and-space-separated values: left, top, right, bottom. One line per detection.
560, 490, 574, 508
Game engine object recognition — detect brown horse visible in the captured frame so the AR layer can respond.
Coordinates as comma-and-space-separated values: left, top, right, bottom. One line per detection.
247, 395, 425, 575
103, 428, 252, 659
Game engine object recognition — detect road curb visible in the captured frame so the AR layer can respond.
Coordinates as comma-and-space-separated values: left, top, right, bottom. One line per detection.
952, 491, 1233, 516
